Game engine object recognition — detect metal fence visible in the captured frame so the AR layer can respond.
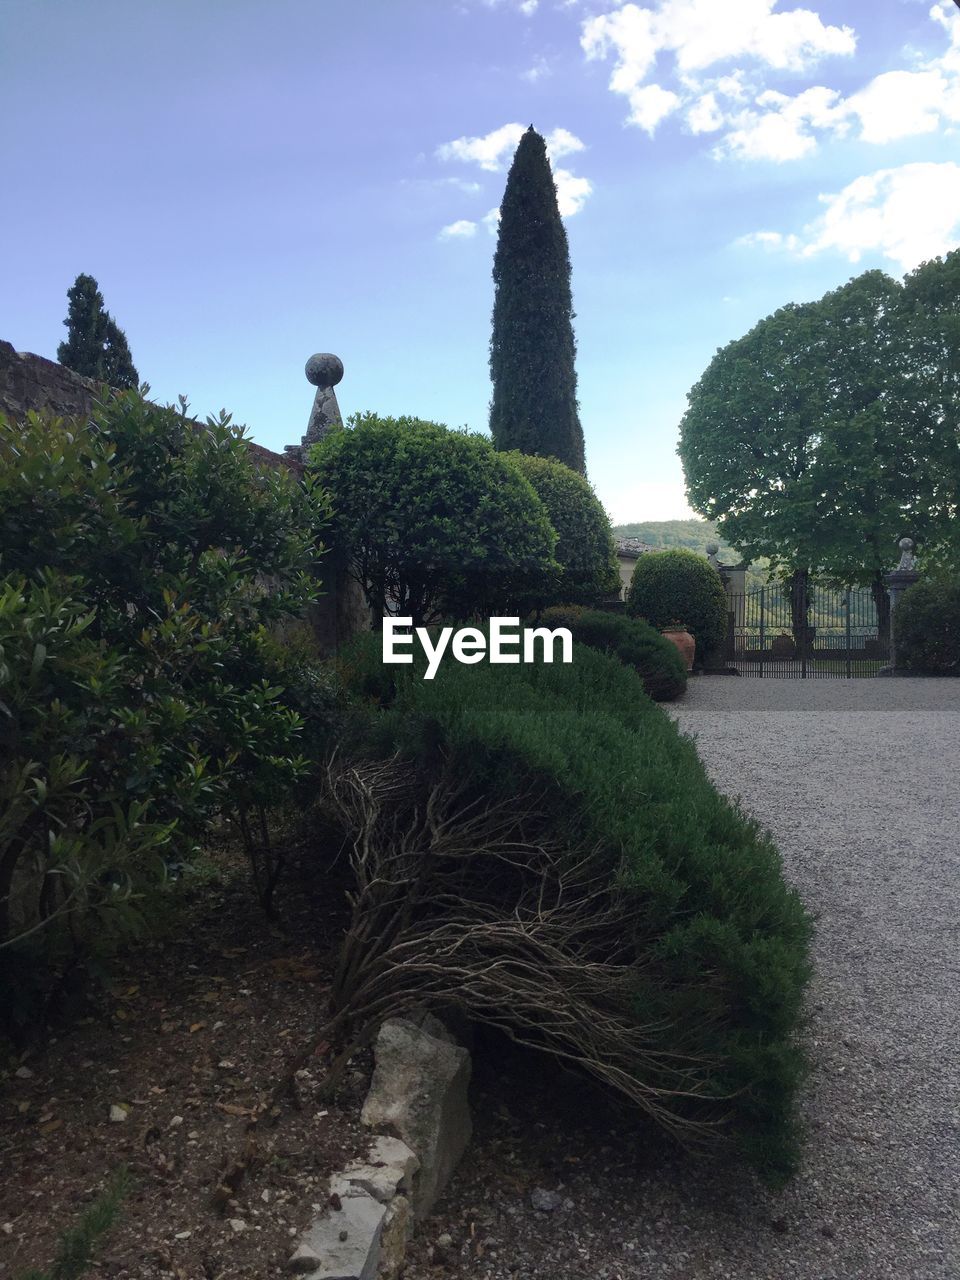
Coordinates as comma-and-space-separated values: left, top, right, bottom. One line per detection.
726, 580, 889, 678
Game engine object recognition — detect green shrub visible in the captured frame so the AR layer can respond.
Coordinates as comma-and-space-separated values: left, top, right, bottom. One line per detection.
539, 605, 686, 700
894, 576, 960, 674
0, 392, 330, 1031
501, 453, 620, 607
335, 633, 811, 1182
309, 413, 558, 624
626, 548, 727, 665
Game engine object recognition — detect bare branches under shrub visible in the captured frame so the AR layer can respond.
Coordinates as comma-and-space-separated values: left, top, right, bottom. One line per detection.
318, 755, 721, 1146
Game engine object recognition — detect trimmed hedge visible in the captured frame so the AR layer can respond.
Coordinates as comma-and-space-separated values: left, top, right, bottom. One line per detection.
337, 633, 811, 1182
626, 548, 727, 665
894, 576, 960, 674
539, 605, 686, 701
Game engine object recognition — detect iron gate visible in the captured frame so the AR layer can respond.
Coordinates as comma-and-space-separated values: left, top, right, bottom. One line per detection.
726, 580, 889, 678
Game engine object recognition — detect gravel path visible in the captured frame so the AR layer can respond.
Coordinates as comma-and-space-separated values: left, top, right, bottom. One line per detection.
405, 677, 960, 1280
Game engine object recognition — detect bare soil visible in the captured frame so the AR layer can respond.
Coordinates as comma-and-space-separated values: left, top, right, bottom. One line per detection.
0, 846, 369, 1280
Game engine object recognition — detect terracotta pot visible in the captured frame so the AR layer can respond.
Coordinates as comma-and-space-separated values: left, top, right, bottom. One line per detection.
661, 627, 695, 671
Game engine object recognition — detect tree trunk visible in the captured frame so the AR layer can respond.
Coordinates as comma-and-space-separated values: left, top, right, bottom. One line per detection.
789, 568, 810, 651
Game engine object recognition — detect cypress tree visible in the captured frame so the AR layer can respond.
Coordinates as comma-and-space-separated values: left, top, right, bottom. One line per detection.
489, 126, 585, 474
58, 273, 139, 389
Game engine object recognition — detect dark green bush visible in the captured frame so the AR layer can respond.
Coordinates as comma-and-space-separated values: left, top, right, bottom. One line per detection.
336, 633, 811, 1182
894, 576, 960, 674
501, 453, 620, 607
539, 605, 686, 700
626, 548, 727, 665
0, 392, 330, 1031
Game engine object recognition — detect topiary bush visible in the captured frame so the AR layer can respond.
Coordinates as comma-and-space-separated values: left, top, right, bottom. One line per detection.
539, 605, 686, 700
626, 548, 727, 665
500, 453, 620, 608
894, 576, 960, 674
309, 413, 559, 624
325, 631, 811, 1183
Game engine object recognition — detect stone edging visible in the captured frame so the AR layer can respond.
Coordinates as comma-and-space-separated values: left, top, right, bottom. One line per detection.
286, 1014, 472, 1278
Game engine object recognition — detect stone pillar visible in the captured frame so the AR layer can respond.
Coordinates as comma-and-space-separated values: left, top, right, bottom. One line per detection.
284, 352, 344, 462
883, 537, 920, 673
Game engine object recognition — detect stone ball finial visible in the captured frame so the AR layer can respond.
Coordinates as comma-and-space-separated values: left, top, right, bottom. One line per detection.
898, 537, 914, 552
305, 353, 344, 388
705, 542, 719, 556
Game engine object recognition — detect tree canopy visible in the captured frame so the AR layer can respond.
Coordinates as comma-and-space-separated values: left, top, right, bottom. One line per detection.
489, 127, 585, 474
57, 273, 139, 389
678, 262, 960, 584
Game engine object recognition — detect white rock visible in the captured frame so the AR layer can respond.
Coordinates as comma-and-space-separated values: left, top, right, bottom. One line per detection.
109, 1104, 129, 1123
228, 1217, 247, 1234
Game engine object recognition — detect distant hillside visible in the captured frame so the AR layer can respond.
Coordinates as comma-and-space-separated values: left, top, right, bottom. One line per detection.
614, 520, 773, 590
612, 519, 735, 558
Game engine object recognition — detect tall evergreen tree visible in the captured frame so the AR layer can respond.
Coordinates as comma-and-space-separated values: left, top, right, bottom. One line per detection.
58, 273, 139, 389
489, 126, 585, 474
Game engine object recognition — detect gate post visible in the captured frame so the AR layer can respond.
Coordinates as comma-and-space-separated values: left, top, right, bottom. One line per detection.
883, 538, 920, 674
759, 586, 766, 678
845, 589, 852, 679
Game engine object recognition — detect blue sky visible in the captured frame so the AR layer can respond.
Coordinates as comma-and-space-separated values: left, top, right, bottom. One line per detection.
4, 0, 960, 521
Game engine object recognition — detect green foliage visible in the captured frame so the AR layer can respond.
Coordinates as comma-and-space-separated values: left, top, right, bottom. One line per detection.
893, 575, 960, 674
0, 392, 329, 1028
309, 412, 558, 625
625, 548, 727, 664
502, 453, 620, 606
18, 1166, 130, 1280
489, 127, 585, 474
57, 273, 139, 390
678, 268, 948, 584
339, 634, 811, 1181
539, 605, 686, 701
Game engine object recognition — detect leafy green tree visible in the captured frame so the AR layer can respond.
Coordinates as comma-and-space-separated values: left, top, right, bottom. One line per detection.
489, 127, 585, 474
900, 248, 960, 571
309, 412, 558, 625
678, 270, 940, 637
57, 273, 139, 389
502, 452, 620, 608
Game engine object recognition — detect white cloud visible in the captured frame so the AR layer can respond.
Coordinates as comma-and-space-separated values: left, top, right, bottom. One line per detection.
519, 0, 539, 13
553, 167, 594, 215
522, 55, 552, 82
482, 206, 502, 234
625, 83, 682, 133
545, 126, 586, 159
719, 85, 844, 161
687, 91, 724, 134
843, 67, 960, 144
439, 219, 479, 239
437, 123, 526, 171
582, 0, 855, 134
741, 162, 960, 271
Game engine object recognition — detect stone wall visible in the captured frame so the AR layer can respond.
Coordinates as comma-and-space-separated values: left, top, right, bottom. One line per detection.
0, 339, 368, 656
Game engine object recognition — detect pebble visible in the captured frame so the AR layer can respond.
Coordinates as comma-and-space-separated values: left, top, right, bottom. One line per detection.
109, 1104, 129, 1123
228, 1217, 247, 1234
529, 1188, 564, 1213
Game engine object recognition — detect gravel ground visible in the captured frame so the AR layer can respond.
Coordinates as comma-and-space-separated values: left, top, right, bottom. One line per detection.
405, 676, 960, 1280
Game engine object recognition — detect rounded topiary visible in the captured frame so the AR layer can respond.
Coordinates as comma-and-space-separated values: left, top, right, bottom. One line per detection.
501, 452, 621, 607
625, 548, 727, 664
540, 605, 686, 701
894, 576, 960, 674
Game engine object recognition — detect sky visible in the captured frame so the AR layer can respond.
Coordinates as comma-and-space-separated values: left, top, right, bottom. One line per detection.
4, 0, 960, 522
